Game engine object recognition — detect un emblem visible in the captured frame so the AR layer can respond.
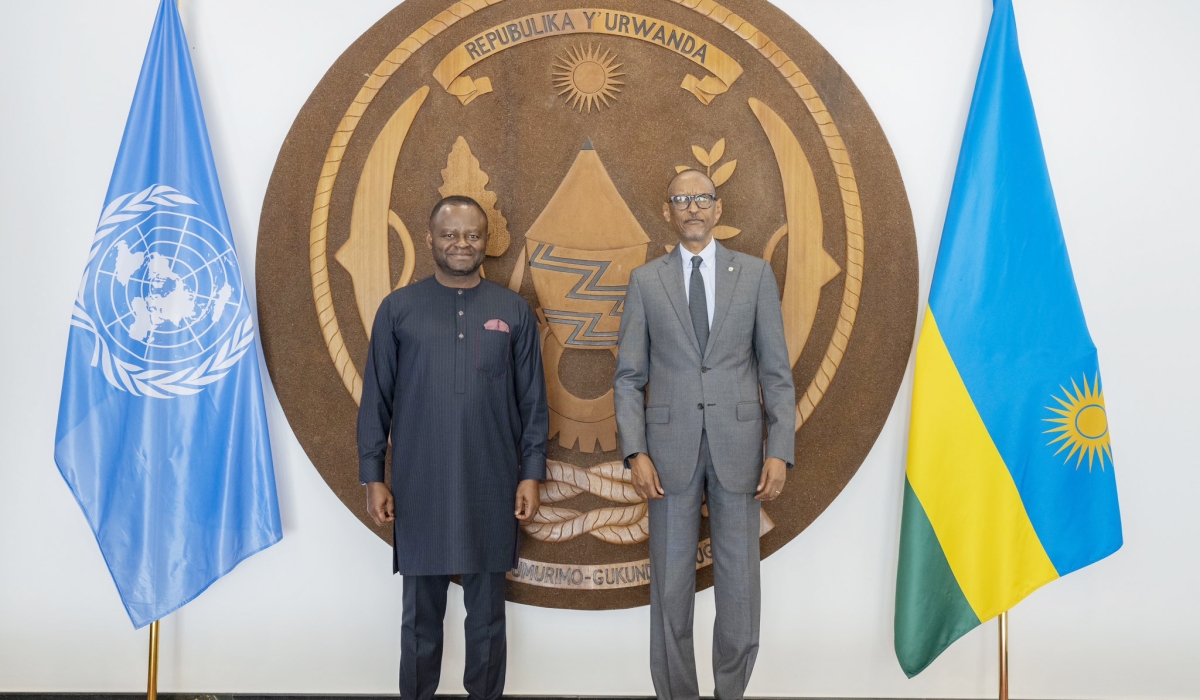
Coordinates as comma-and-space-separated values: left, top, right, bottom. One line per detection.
257, 0, 919, 609
73, 184, 255, 399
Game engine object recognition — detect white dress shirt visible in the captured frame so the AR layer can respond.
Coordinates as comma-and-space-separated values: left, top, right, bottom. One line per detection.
680, 238, 716, 327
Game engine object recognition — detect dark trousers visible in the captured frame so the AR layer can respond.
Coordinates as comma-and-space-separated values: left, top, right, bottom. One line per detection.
400, 572, 508, 700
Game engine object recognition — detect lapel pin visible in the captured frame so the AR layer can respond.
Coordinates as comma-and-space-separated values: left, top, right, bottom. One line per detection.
728, 266, 734, 271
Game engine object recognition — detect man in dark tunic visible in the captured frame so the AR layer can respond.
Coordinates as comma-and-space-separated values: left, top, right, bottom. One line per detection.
358, 195, 548, 700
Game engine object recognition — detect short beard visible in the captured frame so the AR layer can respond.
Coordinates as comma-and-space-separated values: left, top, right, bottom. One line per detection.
677, 222, 712, 244
432, 249, 484, 277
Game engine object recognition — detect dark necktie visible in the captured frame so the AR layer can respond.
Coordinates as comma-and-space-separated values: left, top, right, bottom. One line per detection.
689, 255, 709, 352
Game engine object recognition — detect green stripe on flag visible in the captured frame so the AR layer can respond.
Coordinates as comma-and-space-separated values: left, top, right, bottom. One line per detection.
895, 479, 981, 677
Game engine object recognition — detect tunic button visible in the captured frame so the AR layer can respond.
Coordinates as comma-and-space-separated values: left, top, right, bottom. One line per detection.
458, 290, 463, 295
697, 403, 704, 410
458, 332, 464, 339
458, 310, 464, 316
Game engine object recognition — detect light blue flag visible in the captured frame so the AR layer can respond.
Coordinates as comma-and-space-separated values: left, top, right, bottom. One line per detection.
928, 0, 1122, 573
894, 0, 1122, 676
55, 0, 281, 628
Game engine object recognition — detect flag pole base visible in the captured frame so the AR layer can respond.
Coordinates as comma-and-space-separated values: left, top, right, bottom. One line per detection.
147, 619, 160, 700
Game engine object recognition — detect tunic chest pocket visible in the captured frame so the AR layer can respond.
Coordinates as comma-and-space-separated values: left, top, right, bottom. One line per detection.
475, 329, 510, 378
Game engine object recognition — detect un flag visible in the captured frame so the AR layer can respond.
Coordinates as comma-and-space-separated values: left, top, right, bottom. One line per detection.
54, 0, 281, 628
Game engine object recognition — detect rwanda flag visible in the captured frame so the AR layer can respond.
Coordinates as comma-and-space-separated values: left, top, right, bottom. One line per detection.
54, 0, 281, 628
894, 0, 1122, 677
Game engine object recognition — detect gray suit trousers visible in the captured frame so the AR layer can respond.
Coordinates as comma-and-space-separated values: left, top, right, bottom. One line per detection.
649, 431, 761, 700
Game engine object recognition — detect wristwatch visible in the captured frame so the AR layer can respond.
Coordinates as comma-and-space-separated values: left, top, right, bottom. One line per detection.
623, 452, 643, 469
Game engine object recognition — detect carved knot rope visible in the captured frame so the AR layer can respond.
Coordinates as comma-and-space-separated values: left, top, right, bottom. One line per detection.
524, 460, 778, 545
524, 461, 650, 544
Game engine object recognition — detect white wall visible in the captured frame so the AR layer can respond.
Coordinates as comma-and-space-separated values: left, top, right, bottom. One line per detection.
1, 1, 1196, 697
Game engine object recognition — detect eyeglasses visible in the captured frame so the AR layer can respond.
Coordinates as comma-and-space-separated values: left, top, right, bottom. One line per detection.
667, 193, 717, 211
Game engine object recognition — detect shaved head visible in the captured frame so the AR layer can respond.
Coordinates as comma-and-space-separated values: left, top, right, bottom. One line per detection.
429, 195, 487, 229
666, 169, 716, 196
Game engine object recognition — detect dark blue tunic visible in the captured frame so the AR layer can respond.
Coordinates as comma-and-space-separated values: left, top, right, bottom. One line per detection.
357, 277, 548, 575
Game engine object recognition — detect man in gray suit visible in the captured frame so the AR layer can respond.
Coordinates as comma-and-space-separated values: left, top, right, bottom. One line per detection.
614, 170, 796, 700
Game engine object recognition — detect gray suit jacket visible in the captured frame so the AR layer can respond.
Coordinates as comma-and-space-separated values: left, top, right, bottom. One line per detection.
614, 242, 796, 494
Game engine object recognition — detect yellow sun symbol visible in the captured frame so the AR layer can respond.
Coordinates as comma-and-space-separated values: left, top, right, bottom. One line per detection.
553, 43, 624, 113
1044, 374, 1113, 471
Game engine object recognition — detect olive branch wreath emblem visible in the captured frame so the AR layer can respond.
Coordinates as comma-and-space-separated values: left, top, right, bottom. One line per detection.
70, 184, 256, 399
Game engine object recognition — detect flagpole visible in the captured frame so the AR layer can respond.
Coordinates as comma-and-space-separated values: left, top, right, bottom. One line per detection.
147, 619, 160, 700
998, 612, 1009, 700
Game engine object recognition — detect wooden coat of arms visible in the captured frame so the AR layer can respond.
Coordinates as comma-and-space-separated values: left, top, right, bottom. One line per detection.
257, 0, 919, 609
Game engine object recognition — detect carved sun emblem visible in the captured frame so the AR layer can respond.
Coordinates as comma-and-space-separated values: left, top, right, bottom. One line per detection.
553, 43, 624, 113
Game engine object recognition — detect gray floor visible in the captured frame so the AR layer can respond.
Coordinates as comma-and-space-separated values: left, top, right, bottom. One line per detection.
0, 696, 571, 700
0, 695, 1013, 700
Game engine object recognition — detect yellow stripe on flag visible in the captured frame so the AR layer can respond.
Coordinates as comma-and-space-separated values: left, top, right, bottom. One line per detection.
907, 310, 1059, 621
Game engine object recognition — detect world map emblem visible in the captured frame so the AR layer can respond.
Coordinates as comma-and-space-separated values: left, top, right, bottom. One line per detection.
74, 184, 255, 398
257, 0, 920, 609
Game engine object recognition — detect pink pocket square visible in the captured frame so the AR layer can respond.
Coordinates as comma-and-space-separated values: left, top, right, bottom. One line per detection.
484, 318, 510, 333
